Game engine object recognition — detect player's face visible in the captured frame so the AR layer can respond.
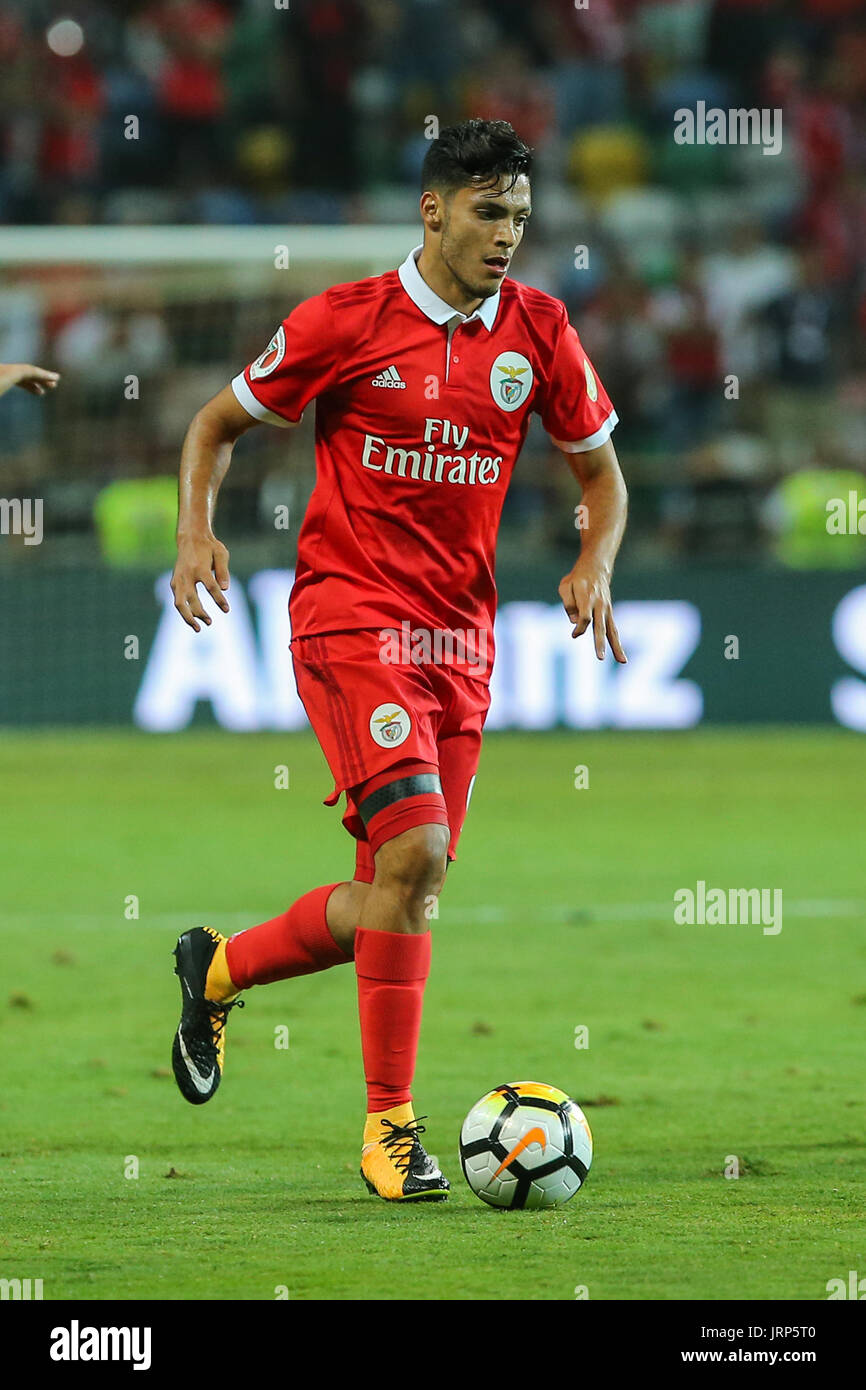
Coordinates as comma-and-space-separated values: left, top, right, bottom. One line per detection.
438, 175, 532, 301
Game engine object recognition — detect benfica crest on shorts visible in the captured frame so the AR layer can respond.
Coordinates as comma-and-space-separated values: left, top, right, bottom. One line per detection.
369, 703, 411, 748
490, 351, 533, 413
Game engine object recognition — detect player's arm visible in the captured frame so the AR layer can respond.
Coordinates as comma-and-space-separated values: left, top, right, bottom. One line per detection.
0, 363, 60, 398
172, 384, 261, 632
173, 296, 334, 630
557, 436, 628, 662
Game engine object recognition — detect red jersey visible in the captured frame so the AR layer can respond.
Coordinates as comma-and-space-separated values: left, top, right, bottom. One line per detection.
231, 246, 617, 684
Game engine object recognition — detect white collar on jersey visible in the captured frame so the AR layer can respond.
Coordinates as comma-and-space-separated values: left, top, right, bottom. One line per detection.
398, 244, 500, 331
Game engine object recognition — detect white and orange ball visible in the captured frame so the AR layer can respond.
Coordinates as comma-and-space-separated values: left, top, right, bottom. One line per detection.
459, 1081, 592, 1209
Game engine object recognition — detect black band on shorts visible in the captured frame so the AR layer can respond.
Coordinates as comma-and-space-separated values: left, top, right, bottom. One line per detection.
357, 773, 443, 826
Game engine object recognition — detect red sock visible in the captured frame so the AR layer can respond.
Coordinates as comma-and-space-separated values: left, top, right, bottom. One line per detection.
226, 883, 352, 988
355, 927, 431, 1112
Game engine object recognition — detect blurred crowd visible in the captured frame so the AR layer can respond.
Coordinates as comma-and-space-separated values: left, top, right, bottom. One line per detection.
1, 0, 865, 567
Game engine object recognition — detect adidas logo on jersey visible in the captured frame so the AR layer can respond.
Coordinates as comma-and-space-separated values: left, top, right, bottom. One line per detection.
372, 365, 406, 389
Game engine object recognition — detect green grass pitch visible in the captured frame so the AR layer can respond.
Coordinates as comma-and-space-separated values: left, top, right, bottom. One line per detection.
1, 727, 864, 1301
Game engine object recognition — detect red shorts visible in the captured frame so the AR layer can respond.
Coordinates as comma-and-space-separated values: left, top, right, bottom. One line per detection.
290, 629, 491, 882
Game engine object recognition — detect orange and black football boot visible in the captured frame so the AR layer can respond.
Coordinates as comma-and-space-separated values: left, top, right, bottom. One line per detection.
171, 926, 244, 1105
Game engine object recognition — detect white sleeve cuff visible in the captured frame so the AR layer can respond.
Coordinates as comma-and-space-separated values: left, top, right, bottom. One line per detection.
550, 409, 618, 454
231, 373, 299, 428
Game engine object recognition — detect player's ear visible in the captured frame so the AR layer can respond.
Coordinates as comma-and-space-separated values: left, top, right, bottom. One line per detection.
421, 190, 444, 231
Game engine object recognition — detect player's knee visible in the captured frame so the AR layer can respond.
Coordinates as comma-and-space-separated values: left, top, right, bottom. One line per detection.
374, 823, 449, 901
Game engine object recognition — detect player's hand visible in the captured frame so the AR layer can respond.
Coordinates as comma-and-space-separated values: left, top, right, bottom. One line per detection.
558, 561, 627, 663
171, 532, 231, 632
0, 363, 61, 398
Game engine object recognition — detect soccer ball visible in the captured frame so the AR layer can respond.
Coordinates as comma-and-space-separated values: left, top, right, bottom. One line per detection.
459, 1081, 592, 1209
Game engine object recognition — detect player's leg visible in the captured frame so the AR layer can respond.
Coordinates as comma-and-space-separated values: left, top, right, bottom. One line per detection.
171, 625, 391, 1107
170, 773, 432, 1107
170, 881, 362, 1106
169, 769, 435, 1107
353, 675, 489, 1201
201, 763, 451, 995
202, 814, 392, 1000
216, 881, 358, 992
358, 677, 486, 1175
356, 829, 451, 1201
345, 761, 453, 1201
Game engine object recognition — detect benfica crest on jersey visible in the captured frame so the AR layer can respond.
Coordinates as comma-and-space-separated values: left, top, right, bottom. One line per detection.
501, 374, 524, 404
490, 351, 534, 413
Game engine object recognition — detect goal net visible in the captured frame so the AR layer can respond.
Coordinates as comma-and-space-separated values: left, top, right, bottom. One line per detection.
0, 225, 420, 547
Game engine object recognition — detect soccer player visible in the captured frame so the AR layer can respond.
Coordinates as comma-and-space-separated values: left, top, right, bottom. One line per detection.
170, 119, 627, 1202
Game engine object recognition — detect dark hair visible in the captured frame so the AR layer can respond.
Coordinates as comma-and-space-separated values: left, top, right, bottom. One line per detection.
421, 119, 533, 195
